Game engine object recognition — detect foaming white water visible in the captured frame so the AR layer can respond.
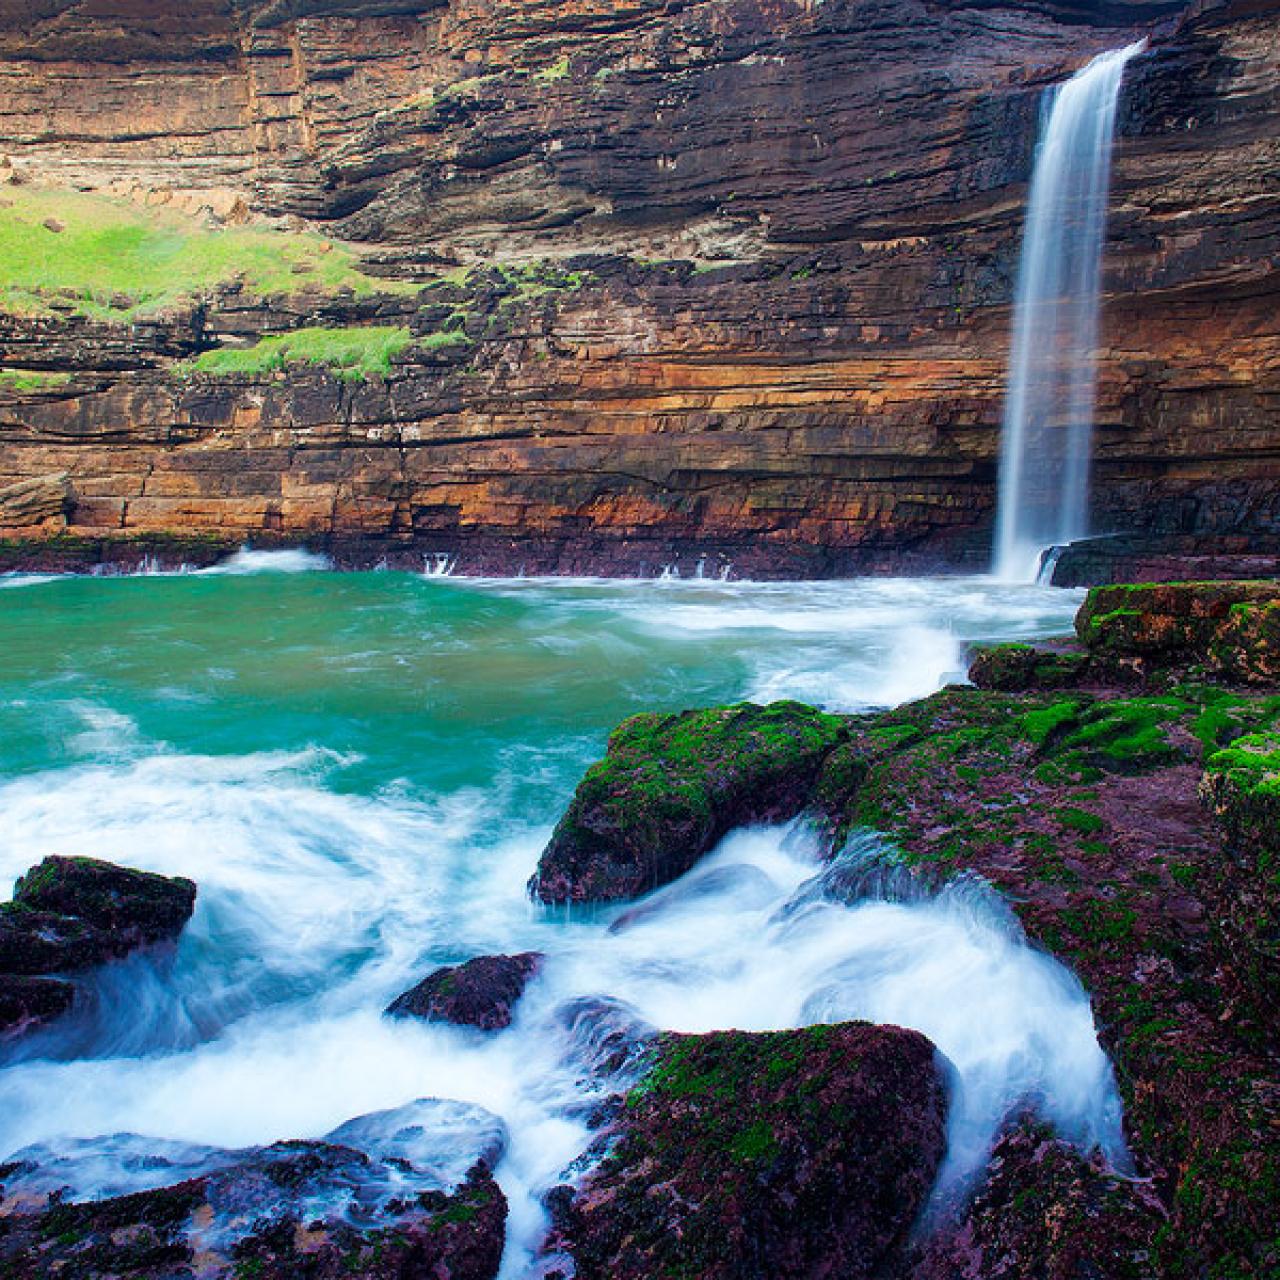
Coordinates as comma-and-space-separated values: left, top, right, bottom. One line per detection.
0, 572, 59, 590
0, 572, 1117, 1272
458, 573, 1083, 711
0, 752, 1127, 1272
202, 546, 332, 575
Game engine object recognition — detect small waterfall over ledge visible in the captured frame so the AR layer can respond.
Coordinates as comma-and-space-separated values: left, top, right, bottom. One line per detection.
994, 42, 1145, 582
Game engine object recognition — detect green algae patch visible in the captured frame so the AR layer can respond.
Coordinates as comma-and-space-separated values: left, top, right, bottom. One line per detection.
183, 326, 417, 381
0, 186, 413, 320
531, 701, 847, 903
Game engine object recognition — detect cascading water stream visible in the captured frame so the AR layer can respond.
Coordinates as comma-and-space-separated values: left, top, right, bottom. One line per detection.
994, 41, 1145, 582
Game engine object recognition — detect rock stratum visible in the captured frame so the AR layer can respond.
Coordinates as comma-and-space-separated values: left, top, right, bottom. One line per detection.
0, 0, 1275, 574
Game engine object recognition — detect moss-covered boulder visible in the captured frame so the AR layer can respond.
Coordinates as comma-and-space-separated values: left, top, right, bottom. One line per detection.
968, 641, 1091, 691
530, 701, 847, 903
387, 952, 544, 1031
555, 1022, 946, 1279
1075, 581, 1280, 682
1201, 731, 1280, 855
13, 855, 196, 939
1199, 732, 1280, 1023
0, 856, 196, 1039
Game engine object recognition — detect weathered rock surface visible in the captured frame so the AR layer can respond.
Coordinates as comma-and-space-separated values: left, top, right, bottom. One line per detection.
915, 1120, 1166, 1280
0, 856, 196, 1038
972, 579, 1280, 690
552, 1022, 948, 1280
388, 950, 544, 1029
530, 700, 847, 903
0, 1098, 508, 1280
0, 0, 1274, 575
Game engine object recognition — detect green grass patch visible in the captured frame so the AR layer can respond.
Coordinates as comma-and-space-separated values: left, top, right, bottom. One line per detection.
183, 326, 418, 381
0, 187, 411, 320
0, 368, 71, 392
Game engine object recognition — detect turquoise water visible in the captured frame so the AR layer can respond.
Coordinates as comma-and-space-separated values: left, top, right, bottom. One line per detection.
0, 560, 1125, 1273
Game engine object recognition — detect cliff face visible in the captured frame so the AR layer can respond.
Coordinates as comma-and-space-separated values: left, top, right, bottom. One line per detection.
0, 0, 1275, 574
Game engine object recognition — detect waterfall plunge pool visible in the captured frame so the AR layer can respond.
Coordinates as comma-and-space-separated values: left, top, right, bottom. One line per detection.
0, 562, 1126, 1273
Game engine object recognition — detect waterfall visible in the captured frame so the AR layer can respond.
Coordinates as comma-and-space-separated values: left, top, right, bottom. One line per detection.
993, 42, 1144, 582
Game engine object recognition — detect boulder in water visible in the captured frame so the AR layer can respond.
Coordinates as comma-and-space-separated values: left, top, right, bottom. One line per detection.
387, 951, 544, 1030
0, 856, 196, 1039
0, 1098, 508, 1280
530, 701, 847, 903
552, 1021, 948, 1279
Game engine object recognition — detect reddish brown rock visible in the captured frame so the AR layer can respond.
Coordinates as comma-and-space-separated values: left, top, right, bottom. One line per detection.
387, 951, 544, 1030
555, 1022, 948, 1280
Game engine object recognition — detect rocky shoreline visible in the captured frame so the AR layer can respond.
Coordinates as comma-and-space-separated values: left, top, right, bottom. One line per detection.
0, 580, 1276, 1277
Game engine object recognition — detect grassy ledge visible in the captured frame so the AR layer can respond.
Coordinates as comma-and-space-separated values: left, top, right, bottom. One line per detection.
179, 326, 425, 381
0, 186, 411, 320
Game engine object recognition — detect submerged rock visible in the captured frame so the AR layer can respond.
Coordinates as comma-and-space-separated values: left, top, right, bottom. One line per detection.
387, 951, 544, 1030
0, 856, 196, 1039
530, 701, 847, 903
0, 973, 75, 1039
0, 1099, 508, 1280
554, 1022, 947, 1280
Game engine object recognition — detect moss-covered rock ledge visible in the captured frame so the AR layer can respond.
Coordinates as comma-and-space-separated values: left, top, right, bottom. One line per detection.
535, 581, 1280, 1279
530, 701, 847, 903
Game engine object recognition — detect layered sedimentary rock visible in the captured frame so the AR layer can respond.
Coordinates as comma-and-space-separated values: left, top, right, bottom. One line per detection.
0, 0, 1275, 573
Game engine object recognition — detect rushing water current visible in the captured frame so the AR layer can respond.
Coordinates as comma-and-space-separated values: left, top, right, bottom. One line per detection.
0, 559, 1128, 1272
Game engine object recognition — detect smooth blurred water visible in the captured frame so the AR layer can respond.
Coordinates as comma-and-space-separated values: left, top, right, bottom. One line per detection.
0, 559, 1121, 1273
995, 42, 1144, 581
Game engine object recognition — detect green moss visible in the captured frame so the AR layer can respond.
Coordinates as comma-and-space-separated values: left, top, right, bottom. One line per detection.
1057, 806, 1105, 836
1021, 699, 1084, 746
181, 326, 417, 381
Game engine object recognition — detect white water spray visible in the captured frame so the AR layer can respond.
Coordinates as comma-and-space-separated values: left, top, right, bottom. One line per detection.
994, 42, 1144, 581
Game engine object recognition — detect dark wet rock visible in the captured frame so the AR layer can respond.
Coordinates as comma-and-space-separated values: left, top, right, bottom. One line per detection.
554, 1022, 947, 1280
0, 974, 75, 1040
915, 1120, 1164, 1280
387, 951, 544, 1030
0, 856, 196, 1039
0, 1099, 508, 1280
530, 701, 847, 903
13, 855, 196, 940
552, 996, 657, 1090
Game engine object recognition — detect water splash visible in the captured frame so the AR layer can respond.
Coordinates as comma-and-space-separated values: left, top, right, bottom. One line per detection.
995, 42, 1145, 582
202, 546, 332, 575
